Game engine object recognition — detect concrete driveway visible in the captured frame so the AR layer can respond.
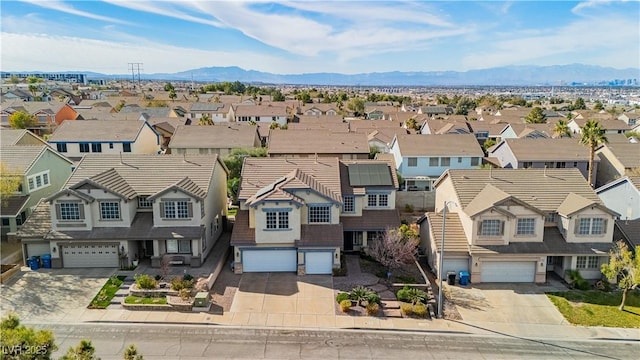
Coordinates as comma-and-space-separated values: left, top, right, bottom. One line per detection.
0, 267, 114, 323
445, 280, 568, 326
230, 273, 335, 326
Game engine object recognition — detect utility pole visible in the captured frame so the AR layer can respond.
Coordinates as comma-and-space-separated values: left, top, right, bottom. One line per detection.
127, 62, 143, 90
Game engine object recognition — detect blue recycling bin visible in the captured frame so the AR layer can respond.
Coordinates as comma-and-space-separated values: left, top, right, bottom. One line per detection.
41, 254, 52, 269
459, 271, 470, 286
28, 257, 39, 270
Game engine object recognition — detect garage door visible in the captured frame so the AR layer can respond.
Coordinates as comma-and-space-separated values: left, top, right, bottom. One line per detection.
62, 244, 119, 268
242, 249, 297, 272
441, 258, 470, 279
481, 261, 536, 283
305, 252, 333, 275
26, 243, 50, 257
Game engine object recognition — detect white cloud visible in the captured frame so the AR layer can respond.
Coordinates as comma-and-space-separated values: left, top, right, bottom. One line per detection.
20, 0, 132, 24
102, 0, 226, 28
571, 0, 615, 14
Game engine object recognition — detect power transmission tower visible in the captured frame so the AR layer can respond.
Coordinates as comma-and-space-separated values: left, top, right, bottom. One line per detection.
127, 62, 143, 90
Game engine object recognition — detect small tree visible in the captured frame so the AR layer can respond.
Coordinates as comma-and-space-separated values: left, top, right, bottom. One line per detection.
405, 117, 418, 131
9, 110, 36, 129
0, 162, 22, 207
163, 82, 174, 92
1, 313, 57, 359
366, 228, 418, 273
124, 344, 143, 360
601, 241, 640, 311
168, 89, 177, 102
573, 97, 587, 110
524, 107, 547, 124
593, 100, 604, 111
61, 339, 99, 360
198, 114, 213, 126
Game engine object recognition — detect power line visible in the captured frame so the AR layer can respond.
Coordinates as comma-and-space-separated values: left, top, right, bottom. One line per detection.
127, 62, 143, 89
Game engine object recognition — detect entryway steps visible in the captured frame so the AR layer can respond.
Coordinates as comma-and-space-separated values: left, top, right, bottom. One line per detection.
381, 300, 402, 318
110, 277, 133, 305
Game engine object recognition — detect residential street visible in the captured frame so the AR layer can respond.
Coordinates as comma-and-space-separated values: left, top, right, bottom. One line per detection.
41, 323, 639, 359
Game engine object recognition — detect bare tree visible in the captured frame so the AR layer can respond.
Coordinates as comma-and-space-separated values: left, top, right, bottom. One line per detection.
160, 255, 171, 281
366, 228, 418, 272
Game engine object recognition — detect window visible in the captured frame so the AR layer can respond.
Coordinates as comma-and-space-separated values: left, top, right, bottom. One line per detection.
56, 143, 67, 152
16, 212, 26, 226
343, 196, 354, 213
91, 143, 102, 153
479, 219, 503, 236
440, 157, 451, 166
58, 202, 81, 220
109, 143, 114, 149
2, 218, 9, 226
100, 201, 120, 220
577, 218, 606, 235
555, 162, 566, 168
407, 157, 417, 167
470, 157, 479, 166
123, 143, 132, 152
545, 212, 557, 223
368, 194, 377, 207
161, 200, 192, 219
367, 231, 383, 243
26, 170, 50, 192
458, 157, 462, 163
367, 193, 389, 207
516, 218, 536, 235
138, 196, 152, 208
309, 205, 331, 223
265, 210, 289, 230
522, 162, 533, 169
378, 194, 388, 207
166, 239, 191, 254
576, 256, 599, 269
429, 158, 439, 166
573, 162, 578, 167
79, 143, 90, 153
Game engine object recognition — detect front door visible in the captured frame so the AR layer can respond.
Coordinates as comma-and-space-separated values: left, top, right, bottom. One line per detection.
144, 240, 154, 258
344, 232, 353, 252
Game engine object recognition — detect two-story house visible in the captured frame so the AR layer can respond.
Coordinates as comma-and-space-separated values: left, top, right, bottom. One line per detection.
230, 158, 399, 275
189, 102, 231, 122
47, 120, 161, 161
595, 134, 640, 187
17, 154, 228, 268
390, 133, 484, 191
488, 138, 596, 184
596, 176, 640, 221
1, 130, 73, 243
168, 124, 262, 158
230, 104, 288, 126
268, 130, 370, 159
419, 168, 618, 284
568, 118, 630, 135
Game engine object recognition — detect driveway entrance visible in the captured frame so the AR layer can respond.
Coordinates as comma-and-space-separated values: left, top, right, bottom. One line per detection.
230, 273, 334, 318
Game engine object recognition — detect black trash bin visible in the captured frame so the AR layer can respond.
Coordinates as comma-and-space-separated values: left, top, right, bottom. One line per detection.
447, 272, 456, 285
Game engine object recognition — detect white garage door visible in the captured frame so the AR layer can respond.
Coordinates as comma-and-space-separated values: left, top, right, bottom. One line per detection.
26, 243, 50, 257
242, 249, 297, 272
441, 258, 470, 279
305, 252, 333, 275
62, 244, 119, 268
481, 261, 536, 283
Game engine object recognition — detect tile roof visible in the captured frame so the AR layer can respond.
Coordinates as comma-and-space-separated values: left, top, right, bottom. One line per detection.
393, 133, 484, 157
1, 129, 29, 145
438, 168, 602, 212
340, 210, 400, 231
48, 120, 148, 142
64, 154, 222, 197
0, 145, 48, 173
615, 219, 640, 249
421, 212, 469, 254
234, 104, 288, 116
239, 157, 341, 200
0, 195, 30, 217
495, 138, 592, 161
601, 142, 640, 169
230, 210, 255, 246
168, 124, 259, 149
288, 121, 349, 132
15, 201, 50, 239
463, 184, 510, 217
571, 118, 631, 130
73, 168, 137, 199
268, 130, 369, 155
190, 102, 228, 112
298, 224, 344, 247
471, 227, 613, 255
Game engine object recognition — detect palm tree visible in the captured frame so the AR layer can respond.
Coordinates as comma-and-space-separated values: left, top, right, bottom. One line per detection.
198, 114, 213, 126
552, 119, 571, 138
580, 119, 608, 187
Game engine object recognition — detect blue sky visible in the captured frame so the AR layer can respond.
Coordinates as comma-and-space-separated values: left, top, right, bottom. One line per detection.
1, 1, 639, 74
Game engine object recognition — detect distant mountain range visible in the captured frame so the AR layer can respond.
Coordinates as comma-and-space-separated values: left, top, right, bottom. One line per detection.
42, 64, 640, 86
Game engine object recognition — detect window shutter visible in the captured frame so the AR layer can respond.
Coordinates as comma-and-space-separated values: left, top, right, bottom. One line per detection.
79, 204, 85, 219
500, 221, 505, 235
187, 202, 193, 217
55, 204, 61, 219
477, 221, 482, 235
602, 219, 608, 232
159, 202, 165, 218
574, 219, 579, 234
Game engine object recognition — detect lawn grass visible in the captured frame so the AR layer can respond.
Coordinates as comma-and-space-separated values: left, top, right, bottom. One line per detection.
88, 275, 126, 309
227, 207, 237, 217
547, 290, 640, 328
124, 296, 168, 305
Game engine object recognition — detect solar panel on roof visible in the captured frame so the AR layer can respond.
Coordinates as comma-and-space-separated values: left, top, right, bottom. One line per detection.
348, 163, 392, 186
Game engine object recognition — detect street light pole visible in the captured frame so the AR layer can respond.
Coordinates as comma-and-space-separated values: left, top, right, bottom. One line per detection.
438, 200, 456, 319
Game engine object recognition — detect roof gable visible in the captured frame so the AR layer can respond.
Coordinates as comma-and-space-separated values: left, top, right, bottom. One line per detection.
70, 168, 137, 200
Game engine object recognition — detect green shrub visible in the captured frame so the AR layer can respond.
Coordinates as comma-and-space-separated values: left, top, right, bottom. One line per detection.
413, 303, 428, 318
183, 273, 194, 281
340, 299, 352, 312
397, 275, 416, 284
366, 293, 381, 305
400, 303, 413, 316
349, 286, 374, 306
336, 292, 350, 304
397, 286, 427, 304
134, 274, 158, 289
366, 302, 379, 316
178, 288, 191, 300
567, 270, 590, 290
170, 277, 194, 291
